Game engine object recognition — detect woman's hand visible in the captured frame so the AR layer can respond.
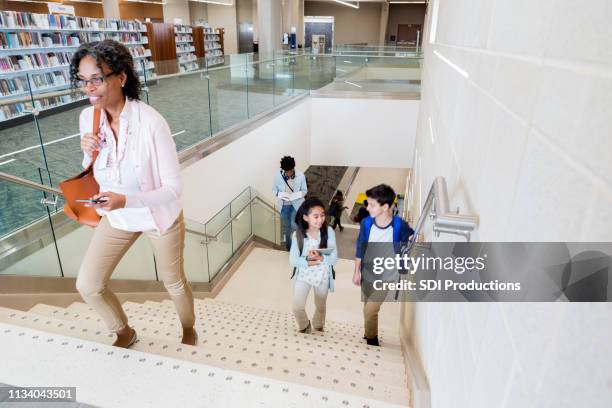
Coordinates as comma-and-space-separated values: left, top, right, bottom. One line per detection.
81, 132, 100, 157
91, 191, 126, 211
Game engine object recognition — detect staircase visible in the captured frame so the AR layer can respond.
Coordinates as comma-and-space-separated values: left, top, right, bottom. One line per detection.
0, 297, 410, 407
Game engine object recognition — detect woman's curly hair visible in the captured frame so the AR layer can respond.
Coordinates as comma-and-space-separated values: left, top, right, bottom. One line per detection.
70, 39, 141, 100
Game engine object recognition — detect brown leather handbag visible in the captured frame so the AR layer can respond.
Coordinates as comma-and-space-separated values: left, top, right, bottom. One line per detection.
59, 108, 102, 227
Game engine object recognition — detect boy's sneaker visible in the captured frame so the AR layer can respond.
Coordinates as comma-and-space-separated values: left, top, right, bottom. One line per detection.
365, 336, 380, 347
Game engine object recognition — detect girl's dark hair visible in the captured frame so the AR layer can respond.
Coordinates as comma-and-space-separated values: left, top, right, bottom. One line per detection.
295, 197, 328, 247
70, 39, 141, 100
280, 156, 296, 171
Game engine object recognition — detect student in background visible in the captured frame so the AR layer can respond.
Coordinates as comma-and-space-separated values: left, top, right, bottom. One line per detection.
329, 190, 348, 231
290, 198, 338, 333
352, 184, 414, 346
353, 199, 369, 223
272, 156, 307, 250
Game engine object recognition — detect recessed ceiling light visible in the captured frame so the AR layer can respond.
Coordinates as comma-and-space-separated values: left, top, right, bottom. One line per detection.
332, 0, 359, 9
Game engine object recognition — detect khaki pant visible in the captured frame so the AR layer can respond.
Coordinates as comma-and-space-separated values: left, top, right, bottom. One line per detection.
363, 301, 383, 338
76, 213, 195, 332
293, 279, 328, 331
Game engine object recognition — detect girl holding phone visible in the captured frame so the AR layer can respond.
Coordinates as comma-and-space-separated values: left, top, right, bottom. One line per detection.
290, 198, 338, 333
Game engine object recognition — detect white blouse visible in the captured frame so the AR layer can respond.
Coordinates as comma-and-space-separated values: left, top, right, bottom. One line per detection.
92, 102, 157, 232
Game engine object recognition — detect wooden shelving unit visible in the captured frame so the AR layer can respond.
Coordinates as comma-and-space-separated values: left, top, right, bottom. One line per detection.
0, 10, 154, 123
174, 24, 197, 73
203, 26, 224, 67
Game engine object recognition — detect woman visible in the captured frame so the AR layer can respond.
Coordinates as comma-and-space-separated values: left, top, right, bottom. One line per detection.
71, 40, 197, 348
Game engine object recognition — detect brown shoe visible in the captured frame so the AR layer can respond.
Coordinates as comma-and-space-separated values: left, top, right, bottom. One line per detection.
113, 326, 137, 348
314, 327, 324, 332
182, 328, 198, 346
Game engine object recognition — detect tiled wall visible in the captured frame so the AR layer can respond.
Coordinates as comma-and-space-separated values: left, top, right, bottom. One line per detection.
410, 1, 612, 406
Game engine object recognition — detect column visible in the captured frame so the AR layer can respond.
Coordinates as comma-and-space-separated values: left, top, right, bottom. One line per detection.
257, 0, 282, 54
281, 0, 302, 47
379, 1, 389, 46
163, 0, 191, 24
297, 0, 304, 47
102, 0, 120, 20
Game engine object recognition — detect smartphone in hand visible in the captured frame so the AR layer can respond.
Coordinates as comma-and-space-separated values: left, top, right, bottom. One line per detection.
76, 198, 107, 204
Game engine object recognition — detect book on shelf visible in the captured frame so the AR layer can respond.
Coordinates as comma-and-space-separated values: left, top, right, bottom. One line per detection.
0, 11, 147, 33
0, 10, 155, 123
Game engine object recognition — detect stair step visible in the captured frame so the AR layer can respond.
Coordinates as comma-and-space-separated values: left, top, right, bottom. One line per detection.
18, 305, 409, 405
160, 298, 401, 343
29, 304, 406, 388
66, 302, 404, 376
0, 322, 406, 408
117, 301, 403, 361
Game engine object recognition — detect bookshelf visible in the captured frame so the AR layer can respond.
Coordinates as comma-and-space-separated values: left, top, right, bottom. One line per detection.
0, 10, 155, 124
203, 26, 224, 67
174, 24, 197, 73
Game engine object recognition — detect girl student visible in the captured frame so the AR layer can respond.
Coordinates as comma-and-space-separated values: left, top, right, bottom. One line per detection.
290, 197, 338, 333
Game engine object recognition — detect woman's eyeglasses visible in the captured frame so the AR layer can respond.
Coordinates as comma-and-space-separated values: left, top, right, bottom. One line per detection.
76, 72, 118, 88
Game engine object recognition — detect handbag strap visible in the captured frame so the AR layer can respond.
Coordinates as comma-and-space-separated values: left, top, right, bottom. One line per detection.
86, 108, 101, 170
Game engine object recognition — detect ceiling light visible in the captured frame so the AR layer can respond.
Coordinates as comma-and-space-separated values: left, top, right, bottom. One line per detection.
332, 0, 359, 9
390, 1, 426, 3
188, 0, 233, 5
122, 0, 167, 4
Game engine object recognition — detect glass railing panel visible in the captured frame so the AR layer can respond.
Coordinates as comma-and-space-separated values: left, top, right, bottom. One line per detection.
0, 167, 62, 237
0, 179, 63, 276
32, 89, 86, 181
231, 203, 251, 251
206, 222, 232, 280
250, 199, 277, 244
292, 54, 312, 94
273, 55, 295, 106
54, 220, 157, 280
0, 74, 51, 183
184, 228, 210, 283
208, 61, 248, 134
335, 56, 367, 80
144, 58, 212, 151
245, 54, 274, 117
230, 187, 251, 217
205, 203, 231, 237
308, 54, 336, 90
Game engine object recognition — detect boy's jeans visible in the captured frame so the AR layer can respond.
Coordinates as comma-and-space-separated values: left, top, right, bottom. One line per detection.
281, 205, 296, 250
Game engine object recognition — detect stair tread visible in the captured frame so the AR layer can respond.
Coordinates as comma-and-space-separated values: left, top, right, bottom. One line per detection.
175, 298, 401, 341
113, 301, 403, 359
4, 305, 408, 405
29, 304, 406, 388
0, 321, 407, 408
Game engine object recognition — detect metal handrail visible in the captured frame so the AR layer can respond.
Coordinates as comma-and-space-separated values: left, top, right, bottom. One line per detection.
0, 171, 62, 195
0, 172, 278, 243
406, 176, 478, 252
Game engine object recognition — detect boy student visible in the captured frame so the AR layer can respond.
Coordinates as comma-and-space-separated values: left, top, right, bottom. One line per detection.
273, 156, 308, 250
352, 184, 414, 346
